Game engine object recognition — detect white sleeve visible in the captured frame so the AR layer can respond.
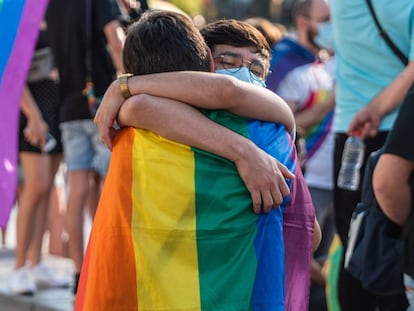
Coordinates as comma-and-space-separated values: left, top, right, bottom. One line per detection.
276, 68, 310, 109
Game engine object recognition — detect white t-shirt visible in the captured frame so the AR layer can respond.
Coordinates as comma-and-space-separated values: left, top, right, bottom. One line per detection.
277, 59, 335, 190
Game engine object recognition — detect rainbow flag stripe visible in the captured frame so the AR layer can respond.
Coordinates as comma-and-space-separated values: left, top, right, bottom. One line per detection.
76, 112, 310, 311
0, 0, 48, 228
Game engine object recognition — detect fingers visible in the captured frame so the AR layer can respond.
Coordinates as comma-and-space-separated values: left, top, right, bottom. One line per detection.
277, 162, 295, 180
275, 174, 290, 199
251, 190, 262, 214
94, 113, 114, 150
99, 125, 117, 150
250, 177, 290, 214
23, 127, 47, 148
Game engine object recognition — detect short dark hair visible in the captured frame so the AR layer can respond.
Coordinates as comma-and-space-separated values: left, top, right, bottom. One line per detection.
293, 0, 311, 20
244, 17, 286, 47
200, 19, 270, 63
123, 10, 210, 75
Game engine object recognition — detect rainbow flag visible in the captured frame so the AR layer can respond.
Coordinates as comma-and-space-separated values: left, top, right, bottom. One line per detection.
75, 111, 314, 311
325, 235, 343, 311
300, 89, 334, 160
0, 0, 49, 229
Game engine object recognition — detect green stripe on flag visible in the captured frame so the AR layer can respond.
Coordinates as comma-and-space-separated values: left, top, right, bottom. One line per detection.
194, 111, 258, 310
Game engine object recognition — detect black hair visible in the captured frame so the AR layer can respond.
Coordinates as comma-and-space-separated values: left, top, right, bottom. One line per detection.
200, 19, 270, 63
123, 10, 210, 75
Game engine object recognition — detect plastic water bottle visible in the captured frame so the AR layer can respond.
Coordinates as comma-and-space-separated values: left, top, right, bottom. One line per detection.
337, 136, 365, 191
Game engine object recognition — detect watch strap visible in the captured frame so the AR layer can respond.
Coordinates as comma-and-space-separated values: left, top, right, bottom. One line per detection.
118, 73, 133, 99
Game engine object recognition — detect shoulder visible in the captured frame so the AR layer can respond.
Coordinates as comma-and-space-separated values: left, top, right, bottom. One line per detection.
94, 0, 122, 25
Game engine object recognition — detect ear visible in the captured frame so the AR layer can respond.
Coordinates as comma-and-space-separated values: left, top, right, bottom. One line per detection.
207, 47, 215, 72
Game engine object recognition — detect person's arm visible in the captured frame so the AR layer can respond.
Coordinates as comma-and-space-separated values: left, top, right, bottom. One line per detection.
20, 86, 49, 149
128, 72, 294, 131
348, 60, 414, 138
116, 94, 295, 214
373, 154, 414, 225
94, 71, 295, 148
312, 218, 322, 252
103, 20, 125, 74
285, 91, 335, 133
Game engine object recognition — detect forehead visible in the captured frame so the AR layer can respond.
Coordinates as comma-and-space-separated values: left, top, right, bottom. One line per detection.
213, 44, 263, 60
309, 0, 330, 22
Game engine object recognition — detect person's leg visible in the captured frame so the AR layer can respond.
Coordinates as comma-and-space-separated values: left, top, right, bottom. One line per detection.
1, 227, 6, 247
66, 170, 90, 273
15, 153, 51, 269
88, 118, 110, 219
47, 183, 65, 256
309, 187, 334, 311
47, 163, 68, 257
334, 132, 389, 311
22, 153, 71, 288
310, 187, 334, 260
85, 171, 101, 219
11, 152, 50, 294
27, 154, 62, 266
60, 120, 97, 293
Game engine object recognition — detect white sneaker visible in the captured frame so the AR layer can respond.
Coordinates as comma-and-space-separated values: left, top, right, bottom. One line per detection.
31, 263, 71, 288
9, 266, 37, 295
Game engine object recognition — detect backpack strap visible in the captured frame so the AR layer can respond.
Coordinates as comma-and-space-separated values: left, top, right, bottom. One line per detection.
366, 0, 408, 65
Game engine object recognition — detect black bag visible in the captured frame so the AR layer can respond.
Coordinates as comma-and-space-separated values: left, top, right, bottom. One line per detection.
344, 148, 405, 295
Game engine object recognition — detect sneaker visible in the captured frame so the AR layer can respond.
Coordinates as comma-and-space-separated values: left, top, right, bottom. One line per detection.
9, 266, 37, 295
31, 263, 71, 288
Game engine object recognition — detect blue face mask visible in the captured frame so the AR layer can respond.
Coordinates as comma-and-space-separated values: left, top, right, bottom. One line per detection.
215, 67, 266, 88
314, 21, 335, 51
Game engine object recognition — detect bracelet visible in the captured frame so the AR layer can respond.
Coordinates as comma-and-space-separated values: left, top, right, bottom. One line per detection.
118, 73, 133, 99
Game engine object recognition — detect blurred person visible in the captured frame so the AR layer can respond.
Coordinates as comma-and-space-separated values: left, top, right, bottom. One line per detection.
77, 11, 318, 310
47, 162, 68, 257
117, 0, 149, 29
45, 0, 125, 294
201, 18, 320, 310
330, 0, 414, 309
372, 87, 414, 311
244, 17, 286, 47
9, 23, 70, 295
349, 79, 414, 311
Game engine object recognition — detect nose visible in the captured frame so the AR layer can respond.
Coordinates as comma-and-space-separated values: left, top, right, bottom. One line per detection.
241, 59, 252, 68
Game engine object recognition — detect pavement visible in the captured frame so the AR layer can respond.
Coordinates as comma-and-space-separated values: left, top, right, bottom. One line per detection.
0, 205, 91, 311
0, 248, 75, 311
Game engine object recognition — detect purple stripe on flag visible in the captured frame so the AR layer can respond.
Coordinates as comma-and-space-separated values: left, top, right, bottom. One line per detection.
283, 137, 315, 311
0, 0, 49, 229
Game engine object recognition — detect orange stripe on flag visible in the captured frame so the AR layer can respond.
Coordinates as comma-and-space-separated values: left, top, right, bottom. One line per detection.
75, 128, 138, 310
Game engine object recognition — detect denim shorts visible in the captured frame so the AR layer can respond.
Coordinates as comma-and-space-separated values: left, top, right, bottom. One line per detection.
405, 274, 414, 311
60, 119, 110, 176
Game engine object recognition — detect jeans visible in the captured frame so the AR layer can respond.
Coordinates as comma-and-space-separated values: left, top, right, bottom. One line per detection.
60, 119, 110, 176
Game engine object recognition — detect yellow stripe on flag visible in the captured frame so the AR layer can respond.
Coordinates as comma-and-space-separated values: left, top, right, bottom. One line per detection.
131, 129, 201, 309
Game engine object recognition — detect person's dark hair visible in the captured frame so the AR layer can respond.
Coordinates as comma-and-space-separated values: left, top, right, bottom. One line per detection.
123, 10, 210, 75
293, 0, 311, 20
244, 17, 286, 47
200, 19, 271, 64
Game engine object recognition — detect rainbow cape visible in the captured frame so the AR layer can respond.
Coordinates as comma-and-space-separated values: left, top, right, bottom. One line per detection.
75, 111, 314, 311
0, 0, 48, 229
300, 89, 334, 160
266, 37, 315, 93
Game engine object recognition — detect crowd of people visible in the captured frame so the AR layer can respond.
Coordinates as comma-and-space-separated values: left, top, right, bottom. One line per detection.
5, 0, 413, 310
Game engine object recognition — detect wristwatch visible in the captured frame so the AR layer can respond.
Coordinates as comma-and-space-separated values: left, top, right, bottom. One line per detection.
118, 73, 133, 99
